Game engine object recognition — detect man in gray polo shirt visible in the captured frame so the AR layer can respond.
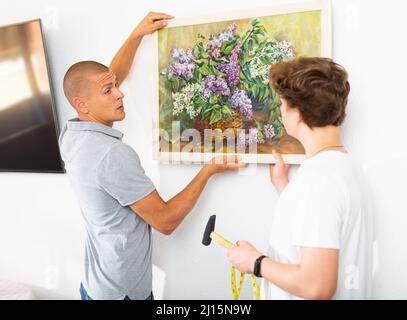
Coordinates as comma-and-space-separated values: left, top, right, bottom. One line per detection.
59, 12, 246, 300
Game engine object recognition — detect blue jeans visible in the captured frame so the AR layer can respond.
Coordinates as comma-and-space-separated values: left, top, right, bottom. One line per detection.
80, 283, 154, 300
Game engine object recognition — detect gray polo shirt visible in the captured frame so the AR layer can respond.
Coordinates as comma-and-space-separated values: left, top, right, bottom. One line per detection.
59, 118, 155, 300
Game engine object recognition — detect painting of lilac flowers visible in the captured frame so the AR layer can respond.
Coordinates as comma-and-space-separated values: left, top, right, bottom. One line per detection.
154, 1, 331, 163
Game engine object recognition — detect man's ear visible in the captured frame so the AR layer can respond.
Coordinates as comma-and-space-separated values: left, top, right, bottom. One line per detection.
72, 97, 89, 114
293, 107, 303, 126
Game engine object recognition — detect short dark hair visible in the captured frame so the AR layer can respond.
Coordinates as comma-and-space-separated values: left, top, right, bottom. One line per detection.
269, 57, 350, 128
63, 61, 109, 107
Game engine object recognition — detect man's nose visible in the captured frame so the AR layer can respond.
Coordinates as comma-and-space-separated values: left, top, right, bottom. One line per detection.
116, 88, 125, 99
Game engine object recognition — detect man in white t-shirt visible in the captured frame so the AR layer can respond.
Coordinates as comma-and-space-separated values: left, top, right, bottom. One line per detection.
227, 57, 374, 300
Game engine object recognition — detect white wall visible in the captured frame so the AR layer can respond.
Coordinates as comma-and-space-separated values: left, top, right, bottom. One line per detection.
0, 0, 406, 299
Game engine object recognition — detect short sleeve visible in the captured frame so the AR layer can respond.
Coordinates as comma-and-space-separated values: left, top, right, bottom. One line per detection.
291, 173, 346, 249
96, 144, 155, 206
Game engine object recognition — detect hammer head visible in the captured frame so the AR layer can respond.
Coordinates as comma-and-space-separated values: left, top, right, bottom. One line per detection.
202, 215, 216, 246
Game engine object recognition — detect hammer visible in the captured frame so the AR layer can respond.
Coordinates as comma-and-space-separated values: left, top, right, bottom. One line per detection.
202, 215, 235, 249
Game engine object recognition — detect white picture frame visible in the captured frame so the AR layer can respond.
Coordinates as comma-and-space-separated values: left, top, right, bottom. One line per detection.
152, 0, 332, 164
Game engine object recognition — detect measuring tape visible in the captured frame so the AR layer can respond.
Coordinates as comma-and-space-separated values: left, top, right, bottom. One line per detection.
231, 265, 260, 300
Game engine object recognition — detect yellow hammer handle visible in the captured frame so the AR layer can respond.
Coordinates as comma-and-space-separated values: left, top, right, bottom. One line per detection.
210, 231, 235, 249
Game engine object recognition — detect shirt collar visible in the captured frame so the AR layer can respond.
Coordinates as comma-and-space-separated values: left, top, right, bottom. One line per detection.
67, 118, 124, 140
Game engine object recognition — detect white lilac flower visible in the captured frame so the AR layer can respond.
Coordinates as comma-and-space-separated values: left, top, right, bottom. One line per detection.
273, 41, 294, 62
249, 40, 295, 84
172, 83, 204, 119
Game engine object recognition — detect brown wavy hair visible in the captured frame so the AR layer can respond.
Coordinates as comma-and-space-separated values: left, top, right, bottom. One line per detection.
269, 57, 350, 128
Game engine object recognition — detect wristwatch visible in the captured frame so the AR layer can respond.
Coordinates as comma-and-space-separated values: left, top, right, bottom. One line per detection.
253, 255, 267, 278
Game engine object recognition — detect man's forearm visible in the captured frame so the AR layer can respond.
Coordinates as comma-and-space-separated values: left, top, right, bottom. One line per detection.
164, 166, 213, 231
261, 258, 321, 299
110, 30, 143, 86
274, 180, 288, 195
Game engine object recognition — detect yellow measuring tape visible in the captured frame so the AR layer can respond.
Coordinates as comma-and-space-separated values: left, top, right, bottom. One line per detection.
231, 265, 260, 300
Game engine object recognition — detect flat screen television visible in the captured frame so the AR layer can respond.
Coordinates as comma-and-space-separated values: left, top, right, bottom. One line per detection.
0, 19, 64, 173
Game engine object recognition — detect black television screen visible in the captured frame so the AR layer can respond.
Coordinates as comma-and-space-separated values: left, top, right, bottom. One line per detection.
0, 19, 64, 173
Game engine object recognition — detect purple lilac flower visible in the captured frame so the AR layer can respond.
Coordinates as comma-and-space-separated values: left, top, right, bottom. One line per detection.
209, 23, 237, 58
248, 129, 262, 145
209, 37, 222, 53
218, 23, 237, 41
218, 42, 241, 86
168, 47, 197, 80
231, 90, 253, 120
225, 23, 237, 36
171, 47, 183, 61
237, 128, 261, 148
168, 63, 196, 80
218, 32, 231, 42
237, 130, 246, 149
168, 63, 183, 77
262, 123, 276, 140
203, 75, 231, 99
212, 48, 221, 59
171, 47, 195, 63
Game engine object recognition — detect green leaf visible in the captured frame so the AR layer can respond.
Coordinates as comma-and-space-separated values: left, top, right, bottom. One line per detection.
209, 94, 218, 104
247, 39, 254, 52
276, 127, 284, 139
243, 40, 250, 52
260, 56, 271, 65
239, 70, 246, 81
268, 110, 275, 121
223, 42, 235, 55
192, 68, 200, 80
244, 82, 251, 92
253, 84, 259, 97
202, 104, 214, 119
171, 78, 180, 91
255, 29, 266, 37
194, 59, 205, 66
210, 108, 222, 125
220, 38, 234, 51
253, 35, 260, 45
193, 46, 200, 57
194, 96, 206, 109
255, 120, 264, 128
259, 87, 265, 101
263, 87, 270, 100
222, 105, 232, 117
201, 52, 210, 58
251, 18, 260, 26
200, 64, 211, 76
209, 59, 220, 68
258, 25, 267, 33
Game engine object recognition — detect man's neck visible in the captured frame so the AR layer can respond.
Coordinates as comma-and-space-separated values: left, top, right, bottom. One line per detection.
78, 115, 113, 127
297, 125, 344, 157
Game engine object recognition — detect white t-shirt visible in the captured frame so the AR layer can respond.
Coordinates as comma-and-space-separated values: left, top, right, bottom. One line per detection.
261, 151, 374, 300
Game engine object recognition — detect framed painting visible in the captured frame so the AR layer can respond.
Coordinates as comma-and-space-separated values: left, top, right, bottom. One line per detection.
152, 0, 332, 164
